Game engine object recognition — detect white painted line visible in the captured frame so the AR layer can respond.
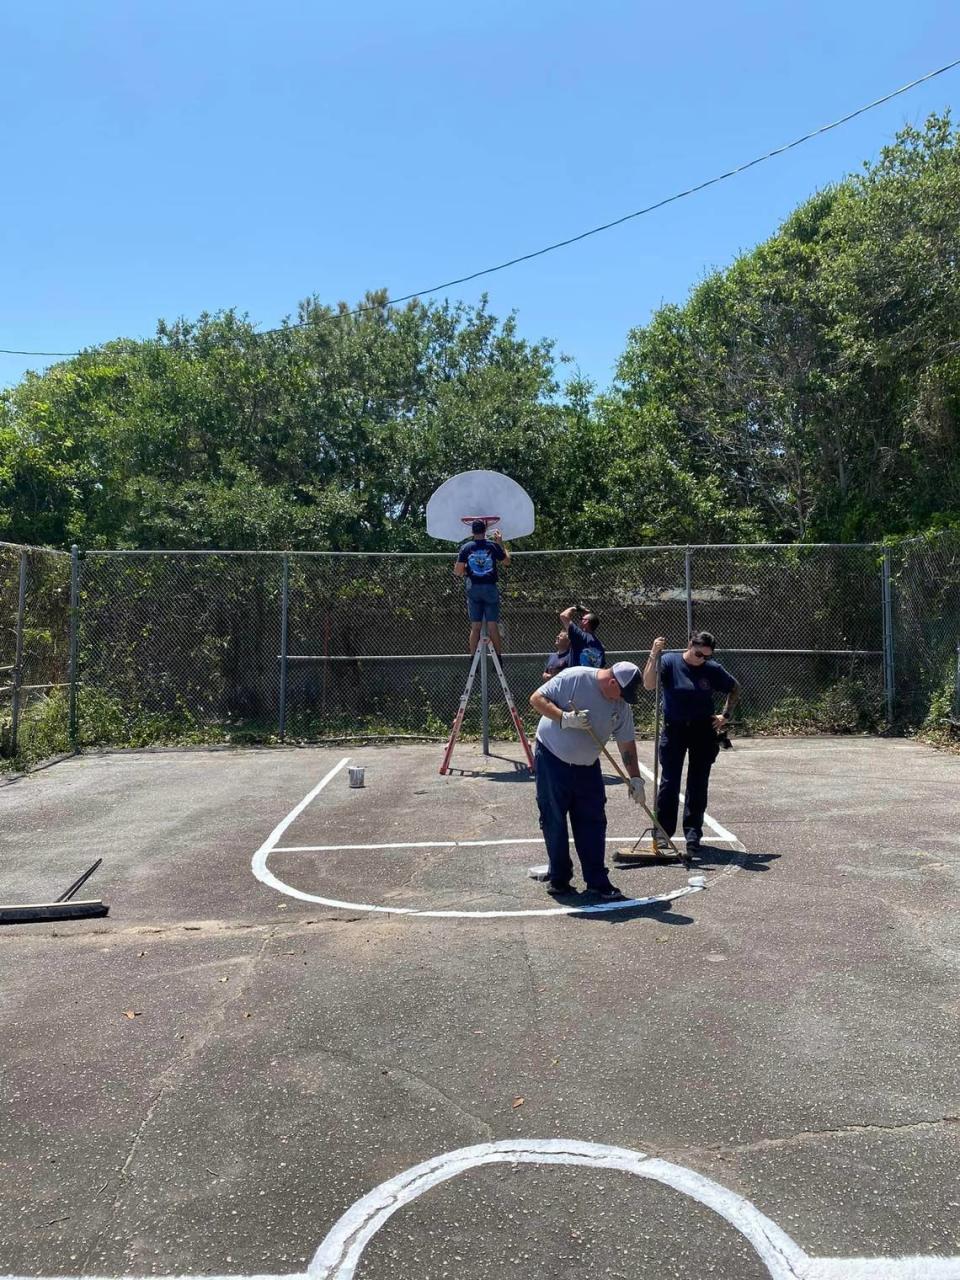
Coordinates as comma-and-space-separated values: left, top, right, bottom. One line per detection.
306, 1138, 960, 1280
253, 757, 352, 858
306, 1138, 805, 1279
273, 836, 741, 852
251, 758, 744, 919
634, 760, 741, 846
252, 867, 701, 918
6, 1139, 957, 1280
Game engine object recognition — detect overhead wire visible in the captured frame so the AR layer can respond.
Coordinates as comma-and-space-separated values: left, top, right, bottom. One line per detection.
2, 56, 959, 360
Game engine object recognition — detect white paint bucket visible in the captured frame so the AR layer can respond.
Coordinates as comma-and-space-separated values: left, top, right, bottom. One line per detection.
687, 874, 707, 889
348, 766, 365, 788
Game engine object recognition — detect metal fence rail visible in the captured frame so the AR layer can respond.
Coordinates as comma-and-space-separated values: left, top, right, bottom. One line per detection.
3, 534, 956, 764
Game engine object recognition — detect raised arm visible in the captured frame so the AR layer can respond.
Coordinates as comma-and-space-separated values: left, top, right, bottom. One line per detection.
643, 636, 667, 690
491, 529, 510, 566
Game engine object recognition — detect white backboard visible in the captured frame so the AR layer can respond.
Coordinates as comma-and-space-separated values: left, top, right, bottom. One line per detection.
426, 471, 535, 542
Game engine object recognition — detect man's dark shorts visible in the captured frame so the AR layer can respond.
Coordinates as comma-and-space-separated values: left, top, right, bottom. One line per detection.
466, 582, 501, 622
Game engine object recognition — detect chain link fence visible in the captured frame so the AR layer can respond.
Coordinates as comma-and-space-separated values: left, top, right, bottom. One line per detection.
67, 542, 887, 751
889, 531, 960, 733
6, 534, 956, 767
0, 542, 72, 763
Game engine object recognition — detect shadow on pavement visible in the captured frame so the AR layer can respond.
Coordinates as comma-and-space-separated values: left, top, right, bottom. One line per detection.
447, 753, 534, 782
537, 888, 696, 927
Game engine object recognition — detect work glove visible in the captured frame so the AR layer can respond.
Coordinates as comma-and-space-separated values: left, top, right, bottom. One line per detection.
560, 709, 592, 731
628, 777, 646, 805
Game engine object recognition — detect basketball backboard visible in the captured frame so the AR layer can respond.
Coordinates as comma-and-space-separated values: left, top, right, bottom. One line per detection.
426, 471, 535, 542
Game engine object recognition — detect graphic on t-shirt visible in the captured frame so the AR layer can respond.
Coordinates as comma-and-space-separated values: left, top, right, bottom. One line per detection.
567, 621, 605, 669
467, 548, 495, 577
579, 644, 604, 668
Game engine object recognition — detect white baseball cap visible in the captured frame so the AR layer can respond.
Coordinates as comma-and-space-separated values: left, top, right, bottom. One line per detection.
611, 661, 642, 704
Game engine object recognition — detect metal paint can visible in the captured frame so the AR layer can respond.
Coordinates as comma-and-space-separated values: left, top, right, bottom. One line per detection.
348, 766, 365, 788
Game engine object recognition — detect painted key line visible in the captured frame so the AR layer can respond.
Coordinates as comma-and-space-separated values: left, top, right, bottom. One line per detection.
251, 758, 743, 918
6, 1140, 957, 1280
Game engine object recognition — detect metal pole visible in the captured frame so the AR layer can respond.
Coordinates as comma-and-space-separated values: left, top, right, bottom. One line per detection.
881, 548, 895, 727
653, 653, 662, 813
68, 545, 80, 746
10, 550, 27, 756
684, 548, 694, 638
278, 555, 290, 742
480, 623, 490, 754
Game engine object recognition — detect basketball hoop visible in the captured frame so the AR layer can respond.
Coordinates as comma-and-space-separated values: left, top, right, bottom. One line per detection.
426, 472, 534, 543
460, 515, 501, 533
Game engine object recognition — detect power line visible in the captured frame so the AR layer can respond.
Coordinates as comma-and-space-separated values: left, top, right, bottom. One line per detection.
3, 56, 959, 360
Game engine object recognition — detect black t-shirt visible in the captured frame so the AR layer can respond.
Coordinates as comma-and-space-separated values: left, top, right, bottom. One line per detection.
456, 539, 506, 584
660, 651, 736, 720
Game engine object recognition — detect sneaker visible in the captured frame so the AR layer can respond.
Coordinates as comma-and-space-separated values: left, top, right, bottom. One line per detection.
685, 838, 701, 856
590, 885, 627, 902
546, 880, 574, 896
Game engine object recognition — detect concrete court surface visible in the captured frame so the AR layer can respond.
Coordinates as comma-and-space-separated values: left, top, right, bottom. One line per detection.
0, 736, 958, 1279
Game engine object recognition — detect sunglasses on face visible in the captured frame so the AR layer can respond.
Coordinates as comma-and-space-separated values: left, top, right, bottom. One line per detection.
691, 648, 713, 659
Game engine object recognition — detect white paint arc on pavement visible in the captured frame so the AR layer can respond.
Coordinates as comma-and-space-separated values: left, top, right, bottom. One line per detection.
306, 1138, 960, 1280
250, 757, 748, 918
4, 1140, 958, 1279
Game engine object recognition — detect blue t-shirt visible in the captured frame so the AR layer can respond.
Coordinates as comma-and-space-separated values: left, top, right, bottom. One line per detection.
457, 538, 506, 584
567, 621, 605, 669
660, 651, 736, 721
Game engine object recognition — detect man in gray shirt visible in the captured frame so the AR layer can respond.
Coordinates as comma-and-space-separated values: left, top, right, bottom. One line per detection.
529, 663, 647, 899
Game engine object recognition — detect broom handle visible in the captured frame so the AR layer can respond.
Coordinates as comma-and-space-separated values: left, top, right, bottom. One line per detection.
571, 702, 666, 836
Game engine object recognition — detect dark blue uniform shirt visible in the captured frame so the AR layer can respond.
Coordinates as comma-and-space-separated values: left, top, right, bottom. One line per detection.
567, 621, 605, 669
456, 538, 506, 584
660, 651, 736, 720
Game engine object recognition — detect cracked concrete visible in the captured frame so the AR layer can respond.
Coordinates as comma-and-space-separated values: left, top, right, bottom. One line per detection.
1, 738, 959, 1277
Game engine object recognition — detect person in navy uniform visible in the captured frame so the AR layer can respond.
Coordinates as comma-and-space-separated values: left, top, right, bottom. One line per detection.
542, 628, 571, 681
644, 631, 740, 855
559, 604, 605, 668
454, 520, 510, 655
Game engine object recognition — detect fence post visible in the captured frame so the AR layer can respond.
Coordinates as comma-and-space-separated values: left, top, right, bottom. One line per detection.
10, 549, 28, 756
684, 548, 694, 638
278, 555, 290, 742
881, 547, 895, 727
68, 545, 80, 747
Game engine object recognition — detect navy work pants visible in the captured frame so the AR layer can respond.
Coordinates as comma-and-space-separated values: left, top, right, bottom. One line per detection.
534, 741, 613, 890
656, 717, 720, 843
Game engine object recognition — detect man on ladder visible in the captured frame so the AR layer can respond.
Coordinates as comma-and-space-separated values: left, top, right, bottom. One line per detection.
428, 471, 536, 774
454, 519, 509, 656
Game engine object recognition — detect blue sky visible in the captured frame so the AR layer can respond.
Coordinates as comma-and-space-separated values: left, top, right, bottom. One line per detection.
2, 0, 958, 391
